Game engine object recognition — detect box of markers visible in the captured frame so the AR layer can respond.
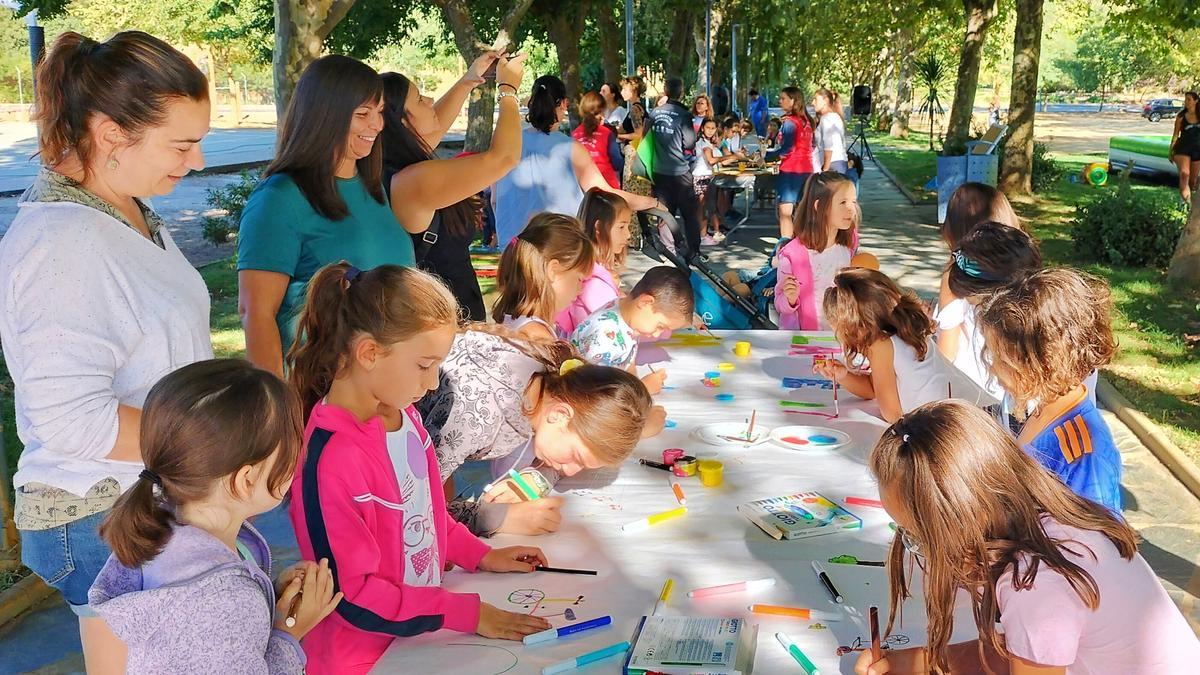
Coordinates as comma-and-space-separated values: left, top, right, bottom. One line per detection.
624, 615, 757, 675
738, 491, 862, 541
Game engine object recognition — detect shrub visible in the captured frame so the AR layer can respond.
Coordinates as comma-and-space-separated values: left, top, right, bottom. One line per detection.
1070, 174, 1187, 268
1030, 141, 1064, 193
202, 169, 262, 246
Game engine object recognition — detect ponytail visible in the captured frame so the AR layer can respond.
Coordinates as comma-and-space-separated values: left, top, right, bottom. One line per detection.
99, 359, 304, 568
579, 91, 603, 137
491, 214, 593, 326
34, 31, 207, 176
816, 87, 843, 120
287, 262, 461, 417
528, 75, 568, 133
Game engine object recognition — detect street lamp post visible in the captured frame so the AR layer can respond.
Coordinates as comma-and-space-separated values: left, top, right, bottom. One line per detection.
731, 23, 741, 115
624, 0, 634, 76
705, 0, 712, 100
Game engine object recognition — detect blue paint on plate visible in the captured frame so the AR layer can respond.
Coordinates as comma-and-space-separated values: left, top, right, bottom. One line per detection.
665, 419, 678, 428
715, 393, 735, 401
809, 434, 838, 444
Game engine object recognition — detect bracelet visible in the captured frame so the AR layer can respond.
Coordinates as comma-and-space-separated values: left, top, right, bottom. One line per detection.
497, 83, 518, 93
498, 90, 518, 103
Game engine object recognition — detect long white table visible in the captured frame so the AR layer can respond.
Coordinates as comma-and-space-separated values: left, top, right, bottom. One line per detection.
375, 330, 977, 674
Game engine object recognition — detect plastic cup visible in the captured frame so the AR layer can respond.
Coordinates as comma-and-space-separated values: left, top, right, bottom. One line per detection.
704, 371, 721, 386
698, 460, 724, 487
734, 341, 751, 357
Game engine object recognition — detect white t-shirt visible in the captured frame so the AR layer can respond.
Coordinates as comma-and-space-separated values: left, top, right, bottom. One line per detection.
936, 298, 1005, 403
814, 113, 848, 168
385, 412, 442, 588
997, 518, 1200, 674
890, 336, 955, 413
810, 244, 852, 329
693, 138, 721, 178
605, 105, 628, 127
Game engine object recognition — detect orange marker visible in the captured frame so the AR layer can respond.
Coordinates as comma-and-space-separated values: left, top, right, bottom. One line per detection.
672, 482, 687, 505
748, 604, 841, 621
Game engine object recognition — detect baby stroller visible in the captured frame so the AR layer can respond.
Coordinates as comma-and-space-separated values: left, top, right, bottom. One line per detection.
637, 206, 777, 329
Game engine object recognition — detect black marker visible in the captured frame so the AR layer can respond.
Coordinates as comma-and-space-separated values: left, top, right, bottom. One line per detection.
812, 560, 844, 603
639, 458, 671, 471
535, 566, 599, 575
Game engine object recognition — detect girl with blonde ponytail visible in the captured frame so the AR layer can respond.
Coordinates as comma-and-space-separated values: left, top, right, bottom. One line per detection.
491, 213, 595, 340
89, 359, 339, 673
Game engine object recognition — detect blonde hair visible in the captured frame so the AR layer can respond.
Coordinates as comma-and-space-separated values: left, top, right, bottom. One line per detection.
822, 268, 933, 364
462, 325, 652, 465
814, 86, 843, 120
491, 213, 594, 325
871, 400, 1137, 674
976, 267, 1116, 416
793, 171, 858, 252
578, 188, 630, 271
287, 261, 460, 416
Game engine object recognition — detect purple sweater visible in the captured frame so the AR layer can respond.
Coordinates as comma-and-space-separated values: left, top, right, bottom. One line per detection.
89, 521, 305, 674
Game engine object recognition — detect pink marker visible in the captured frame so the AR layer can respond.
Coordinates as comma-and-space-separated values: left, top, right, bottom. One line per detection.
845, 497, 884, 509
687, 577, 776, 598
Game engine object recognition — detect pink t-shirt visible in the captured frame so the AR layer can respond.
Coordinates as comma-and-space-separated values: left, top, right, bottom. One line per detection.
555, 262, 620, 336
996, 518, 1200, 674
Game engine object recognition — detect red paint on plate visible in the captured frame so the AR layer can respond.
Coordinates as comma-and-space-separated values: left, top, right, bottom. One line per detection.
782, 436, 810, 445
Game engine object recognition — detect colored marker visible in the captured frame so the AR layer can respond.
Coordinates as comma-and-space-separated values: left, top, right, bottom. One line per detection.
776, 632, 821, 675
687, 577, 775, 598
672, 482, 687, 505
870, 605, 882, 662
534, 566, 598, 576
621, 506, 687, 533
748, 604, 842, 622
507, 468, 540, 501
845, 496, 884, 509
541, 640, 631, 675
653, 578, 674, 615
639, 458, 672, 472
523, 615, 612, 645
812, 561, 843, 603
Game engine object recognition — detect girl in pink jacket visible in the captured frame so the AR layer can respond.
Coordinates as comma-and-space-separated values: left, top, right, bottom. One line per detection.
774, 171, 861, 330
286, 262, 553, 675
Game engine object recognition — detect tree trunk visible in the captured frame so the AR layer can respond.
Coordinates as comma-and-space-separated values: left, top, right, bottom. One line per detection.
667, 11, 693, 79
692, 8, 722, 97
435, 0, 534, 152
272, 0, 358, 121
594, 3, 622, 85
1167, 190, 1200, 289
544, 1, 591, 128
891, 41, 915, 138
943, 0, 998, 154
998, 0, 1044, 196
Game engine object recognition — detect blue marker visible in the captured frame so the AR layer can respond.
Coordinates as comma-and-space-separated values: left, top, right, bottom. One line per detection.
523, 615, 612, 645
541, 640, 631, 674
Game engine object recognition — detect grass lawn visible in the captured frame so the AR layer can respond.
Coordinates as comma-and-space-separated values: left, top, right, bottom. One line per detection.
870, 130, 1200, 459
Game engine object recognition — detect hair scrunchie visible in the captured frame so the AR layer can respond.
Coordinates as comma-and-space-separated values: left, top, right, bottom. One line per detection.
343, 265, 362, 284
139, 468, 163, 487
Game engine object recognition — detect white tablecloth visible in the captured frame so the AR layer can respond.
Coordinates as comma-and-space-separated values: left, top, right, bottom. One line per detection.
375, 330, 978, 674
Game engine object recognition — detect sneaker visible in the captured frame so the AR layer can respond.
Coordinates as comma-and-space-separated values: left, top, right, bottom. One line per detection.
712, 231, 727, 242
701, 235, 718, 246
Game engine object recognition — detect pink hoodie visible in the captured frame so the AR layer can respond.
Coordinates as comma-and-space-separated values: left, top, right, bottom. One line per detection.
556, 262, 620, 336
289, 401, 490, 675
774, 230, 860, 331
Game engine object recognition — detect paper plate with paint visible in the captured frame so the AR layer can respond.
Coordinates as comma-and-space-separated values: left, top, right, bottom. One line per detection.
692, 422, 771, 447
769, 426, 851, 451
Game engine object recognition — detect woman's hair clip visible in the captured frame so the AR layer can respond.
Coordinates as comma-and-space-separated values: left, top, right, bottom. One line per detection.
952, 250, 999, 281
558, 358, 584, 375
344, 265, 362, 284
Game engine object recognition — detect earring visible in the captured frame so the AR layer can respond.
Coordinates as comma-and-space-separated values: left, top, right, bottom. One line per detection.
106, 156, 119, 170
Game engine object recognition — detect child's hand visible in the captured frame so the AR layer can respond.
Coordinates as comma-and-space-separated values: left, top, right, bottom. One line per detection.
274, 562, 307, 598
275, 558, 343, 640
854, 649, 891, 675
480, 546, 548, 572
813, 358, 848, 382
476, 602, 551, 640
497, 497, 564, 535
643, 405, 667, 437
642, 369, 668, 395
692, 313, 707, 331
782, 276, 800, 305
482, 480, 524, 504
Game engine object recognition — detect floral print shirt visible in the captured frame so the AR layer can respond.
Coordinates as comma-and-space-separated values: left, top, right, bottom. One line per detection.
570, 300, 637, 369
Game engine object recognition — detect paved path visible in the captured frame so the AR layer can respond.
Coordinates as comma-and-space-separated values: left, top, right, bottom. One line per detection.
0, 161, 1196, 673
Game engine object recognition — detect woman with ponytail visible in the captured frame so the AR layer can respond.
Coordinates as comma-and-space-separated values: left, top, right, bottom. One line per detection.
493, 74, 657, 248
811, 87, 850, 176
815, 268, 972, 422
765, 85, 816, 238
286, 262, 554, 673
89, 359, 338, 674
0, 30, 212, 672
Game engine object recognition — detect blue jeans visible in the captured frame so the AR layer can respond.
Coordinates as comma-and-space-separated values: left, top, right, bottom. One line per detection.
20, 509, 112, 616
776, 171, 811, 204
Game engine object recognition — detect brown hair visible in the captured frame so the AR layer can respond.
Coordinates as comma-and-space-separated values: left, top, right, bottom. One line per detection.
976, 267, 1116, 417
464, 325, 653, 464
823, 268, 934, 363
619, 75, 646, 98
947, 221, 1042, 300
491, 214, 594, 325
578, 91, 605, 137
941, 182, 1022, 249
266, 55, 385, 221
871, 400, 1138, 673
99, 359, 303, 568
779, 85, 815, 129
793, 171, 858, 251
34, 31, 208, 177
691, 94, 711, 117
578, 188, 630, 271
288, 262, 460, 417
629, 266, 695, 319
814, 86, 843, 120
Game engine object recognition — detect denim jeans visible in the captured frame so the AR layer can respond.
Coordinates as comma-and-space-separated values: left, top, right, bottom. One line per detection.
20, 508, 112, 616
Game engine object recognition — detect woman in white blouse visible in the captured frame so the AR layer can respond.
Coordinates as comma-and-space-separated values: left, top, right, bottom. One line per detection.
0, 31, 212, 673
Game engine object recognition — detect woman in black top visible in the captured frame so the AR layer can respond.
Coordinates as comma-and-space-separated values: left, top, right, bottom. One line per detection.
1171, 91, 1200, 204
381, 53, 526, 320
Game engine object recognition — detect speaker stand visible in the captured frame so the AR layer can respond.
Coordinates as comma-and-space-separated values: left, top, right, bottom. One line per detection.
848, 115, 874, 162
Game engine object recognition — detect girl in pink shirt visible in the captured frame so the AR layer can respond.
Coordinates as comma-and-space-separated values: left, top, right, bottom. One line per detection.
556, 188, 631, 335
856, 401, 1200, 675
286, 262, 553, 674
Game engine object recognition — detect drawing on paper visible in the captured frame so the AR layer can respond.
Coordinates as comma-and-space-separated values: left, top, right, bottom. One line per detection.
836, 634, 911, 656
507, 588, 585, 620
444, 643, 519, 675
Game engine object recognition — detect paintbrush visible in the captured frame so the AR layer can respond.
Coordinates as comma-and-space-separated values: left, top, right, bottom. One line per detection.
833, 378, 840, 418
745, 410, 757, 440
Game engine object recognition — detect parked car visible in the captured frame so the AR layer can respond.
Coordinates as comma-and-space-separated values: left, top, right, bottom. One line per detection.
1143, 98, 1183, 122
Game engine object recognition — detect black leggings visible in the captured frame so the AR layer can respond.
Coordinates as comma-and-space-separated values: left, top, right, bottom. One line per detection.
653, 173, 703, 259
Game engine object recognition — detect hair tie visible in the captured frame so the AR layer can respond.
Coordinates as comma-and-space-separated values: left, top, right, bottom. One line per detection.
952, 250, 995, 281
139, 468, 163, 487
558, 358, 584, 375
344, 265, 362, 284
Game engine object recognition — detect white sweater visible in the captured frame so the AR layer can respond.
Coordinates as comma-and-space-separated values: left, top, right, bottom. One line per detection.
0, 201, 212, 496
